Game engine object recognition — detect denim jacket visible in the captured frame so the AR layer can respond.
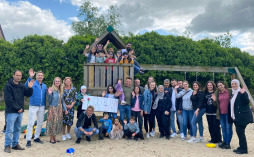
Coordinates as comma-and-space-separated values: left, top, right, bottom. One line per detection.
47, 90, 67, 111
131, 94, 144, 110
143, 89, 153, 114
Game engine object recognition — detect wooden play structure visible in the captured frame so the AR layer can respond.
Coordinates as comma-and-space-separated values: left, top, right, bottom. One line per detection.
83, 26, 254, 109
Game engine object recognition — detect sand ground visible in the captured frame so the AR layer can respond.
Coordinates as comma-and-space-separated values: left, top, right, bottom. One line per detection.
0, 110, 254, 157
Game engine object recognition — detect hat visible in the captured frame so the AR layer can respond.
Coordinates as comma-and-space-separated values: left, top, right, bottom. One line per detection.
121, 49, 127, 53
81, 85, 86, 91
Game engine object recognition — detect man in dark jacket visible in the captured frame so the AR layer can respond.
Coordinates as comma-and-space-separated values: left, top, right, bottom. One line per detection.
74, 106, 99, 144
4, 70, 34, 153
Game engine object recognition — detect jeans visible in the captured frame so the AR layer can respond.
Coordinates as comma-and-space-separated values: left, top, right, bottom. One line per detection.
220, 114, 233, 144
108, 112, 117, 120
74, 127, 99, 138
134, 65, 140, 75
206, 115, 222, 143
124, 130, 144, 139
191, 108, 206, 137
5, 113, 23, 147
182, 109, 194, 137
176, 111, 183, 134
131, 111, 143, 133
26, 106, 45, 141
118, 104, 131, 127
170, 111, 176, 133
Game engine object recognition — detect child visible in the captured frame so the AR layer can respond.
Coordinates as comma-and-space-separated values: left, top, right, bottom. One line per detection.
115, 79, 127, 105
116, 49, 122, 63
98, 113, 112, 140
96, 50, 106, 63
83, 45, 97, 63
109, 118, 124, 140
124, 117, 144, 141
119, 51, 134, 64
105, 50, 116, 63
76, 85, 90, 119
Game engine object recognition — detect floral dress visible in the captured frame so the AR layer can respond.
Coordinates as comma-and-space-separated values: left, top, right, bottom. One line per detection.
63, 87, 77, 126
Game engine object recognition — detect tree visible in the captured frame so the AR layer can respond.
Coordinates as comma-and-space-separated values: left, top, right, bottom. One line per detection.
72, 1, 122, 37
214, 31, 233, 48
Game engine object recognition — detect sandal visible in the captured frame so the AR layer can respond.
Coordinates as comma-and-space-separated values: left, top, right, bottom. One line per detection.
50, 141, 56, 144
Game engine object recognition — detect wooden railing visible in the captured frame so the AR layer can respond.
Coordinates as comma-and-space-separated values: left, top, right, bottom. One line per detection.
84, 63, 134, 94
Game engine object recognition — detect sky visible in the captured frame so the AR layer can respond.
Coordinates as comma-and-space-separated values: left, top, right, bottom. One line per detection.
0, 0, 254, 55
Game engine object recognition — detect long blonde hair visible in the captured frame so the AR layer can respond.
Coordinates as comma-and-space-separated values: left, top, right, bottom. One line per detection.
63, 77, 73, 89
52, 77, 63, 95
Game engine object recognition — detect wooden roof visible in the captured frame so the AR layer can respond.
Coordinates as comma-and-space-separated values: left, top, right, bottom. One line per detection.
0, 24, 6, 41
96, 26, 125, 49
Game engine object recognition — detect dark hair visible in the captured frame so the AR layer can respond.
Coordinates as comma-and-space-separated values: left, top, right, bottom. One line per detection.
127, 42, 132, 45
177, 79, 183, 82
106, 85, 116, 94
204, 81, 216, 93
90, 46, 97, 54
13, 70, 22, 75
114, 118, 121, 124
103, 112, 109, 117
130, 116, 135, 121
171, 79, 177, 82
216, 81, 228, 89
36, 71, 44, 75
126, 77, 132, 81
108, 51, 115, 59
192, 81, 201, 90
133, 85, 142, 95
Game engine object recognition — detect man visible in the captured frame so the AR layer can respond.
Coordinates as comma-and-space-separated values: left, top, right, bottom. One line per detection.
164, 79, 170, 94
168, 79, 183, 138
177, 80, 183, 89
118, 77, 133, 126
134, 79, 145, 93
25, 69, 47, 147
75, 106, 99, 144
4, 70, 34, 153
126, 42, 132, 52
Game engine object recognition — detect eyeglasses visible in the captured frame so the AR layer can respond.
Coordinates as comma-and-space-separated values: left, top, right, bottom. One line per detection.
109, 88, 113, 89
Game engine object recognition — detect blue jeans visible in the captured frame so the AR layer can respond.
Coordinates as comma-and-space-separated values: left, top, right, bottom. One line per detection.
170, 111, 176, 133
107, 112, 117, 120
183, 109, 194, 137
118, 104, 131, 127
191, 108, 206, 137
176, 111, 183, 134
74, 127, 99, 138
134, 65, 140, 75
5, 113, 23, 147
220, 114, 233, 144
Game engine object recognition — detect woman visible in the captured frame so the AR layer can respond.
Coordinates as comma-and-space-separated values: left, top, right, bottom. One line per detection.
46, 77, 68, 143
143, 81, 157, 138
102, 85, 118, 120
62, 77, 77, 141
188, 81, 206, 143
212, 81, 233, 149
83, 45, 97, 63
175, 81, 193, 141
153, 85, 172, 140
131, 86, 144, 133
204, 81, 222, 144
230, 79, 253, 154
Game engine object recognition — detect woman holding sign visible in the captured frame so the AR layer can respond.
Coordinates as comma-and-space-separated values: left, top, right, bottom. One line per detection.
62, 77, 77, 141
102, 85, 119, 120
46, 77, 68, 144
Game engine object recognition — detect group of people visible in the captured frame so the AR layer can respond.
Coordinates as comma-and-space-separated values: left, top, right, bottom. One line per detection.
83, 39, 145, 75
3, 69, 253, 155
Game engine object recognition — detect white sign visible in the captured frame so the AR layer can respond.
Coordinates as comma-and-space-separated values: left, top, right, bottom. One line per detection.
82, 96, 118, 113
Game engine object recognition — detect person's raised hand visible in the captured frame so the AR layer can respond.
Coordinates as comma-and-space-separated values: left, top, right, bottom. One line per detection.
175, 85, 179, 89
240, 86, 247, 94
85, 45, 89, 50
131, 91, 135, 98
106, 40, 110, 45
29, 68, 35, 78
48, 87, 53, 95
28, 79, 35, 88
102, 91, 106, 97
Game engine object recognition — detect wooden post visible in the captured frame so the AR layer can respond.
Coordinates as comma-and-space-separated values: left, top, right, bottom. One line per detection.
231, 74, 236, 80
84, 65, 88, 87
113, 66, 118, 85
101, 66, 105, 88
88, 65, 94, 88
107, 66, 112, 86
95, 66, 100, 87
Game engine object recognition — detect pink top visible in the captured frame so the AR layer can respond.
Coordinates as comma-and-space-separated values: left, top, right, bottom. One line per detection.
218, 89, 230, 114
132, 96, 141, 112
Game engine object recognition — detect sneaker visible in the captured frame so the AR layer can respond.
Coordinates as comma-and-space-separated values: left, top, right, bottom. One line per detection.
146, 133, 150, 138
62, 135, 66, 141
66, 133, 72, 140
187, 137, 198, 143
233, 147, 241, 153
140, 136, 145, 140
121, 100, 127, 105
26, 141, 31, 148
76, 138, 82, 144
99, 136, 104, 140
134, 137, 138, 141
166, 135, 170, 140
219, 142, 225, 148
222, 144, 231, 149
150, 132, 155, 137
4, 146, 11, 153
182, 136, 186, 141
12, 144, 25, 150
197, 137, 205, 143
34, 138, 44, 144
86, 136, 91, 142
170, 133, 177, 138
180, 133, 185, 139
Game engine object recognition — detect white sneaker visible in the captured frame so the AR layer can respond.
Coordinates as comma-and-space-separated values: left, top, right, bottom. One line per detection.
170, 133, 177, 138
121, 100, 127, 105
187, 137, 198, 143
146, 133, 150, 138
62, 135, 66, 141
66, 133, 72, 140
197, 137, 205, 143
150, 130, 155, 137
180, 133, 185, 139
182, 136, 186, 141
